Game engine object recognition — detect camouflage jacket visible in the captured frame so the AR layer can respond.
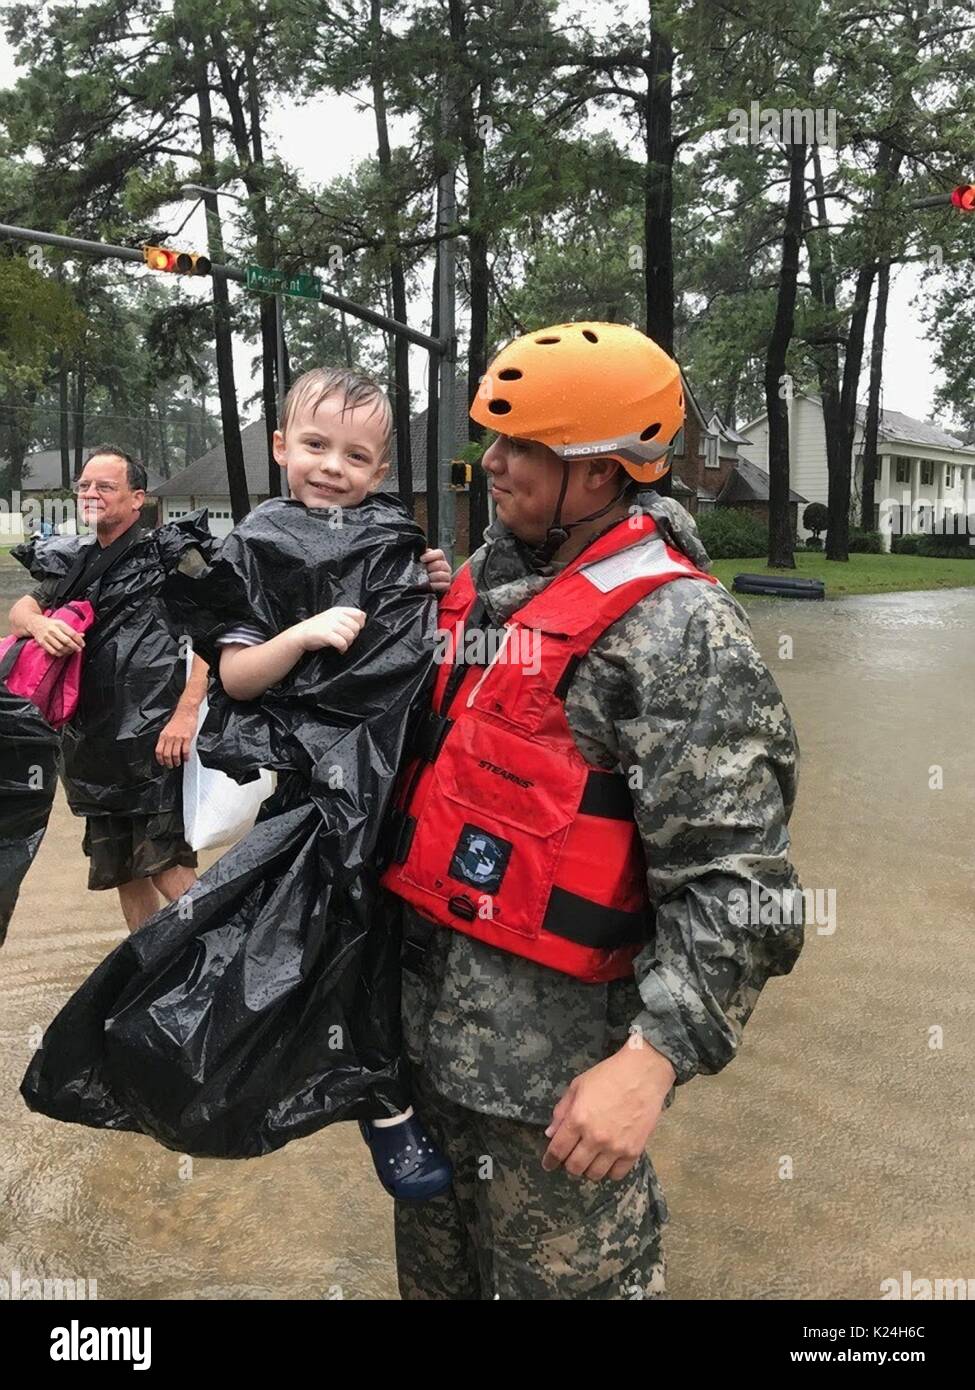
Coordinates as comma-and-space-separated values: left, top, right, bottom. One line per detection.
400, 491, 803, 1126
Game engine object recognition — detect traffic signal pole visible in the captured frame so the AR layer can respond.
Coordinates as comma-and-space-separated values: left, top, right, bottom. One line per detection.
0, 219, 453, 529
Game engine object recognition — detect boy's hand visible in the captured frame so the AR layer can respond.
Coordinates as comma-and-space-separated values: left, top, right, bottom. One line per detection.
420, 548, 451, 594
293, 606, 366, 654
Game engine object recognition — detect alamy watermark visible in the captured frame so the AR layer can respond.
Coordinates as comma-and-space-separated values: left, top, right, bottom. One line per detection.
727, 101, 837, 148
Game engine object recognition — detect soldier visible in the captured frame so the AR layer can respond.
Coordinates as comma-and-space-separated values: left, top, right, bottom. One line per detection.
382, 322, 803, 1300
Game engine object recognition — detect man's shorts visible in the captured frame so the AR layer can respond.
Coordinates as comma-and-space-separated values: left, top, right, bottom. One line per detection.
81, 810, 198, 891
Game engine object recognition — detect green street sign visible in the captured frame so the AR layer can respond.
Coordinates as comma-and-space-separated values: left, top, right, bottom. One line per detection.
246, 265, 322, 300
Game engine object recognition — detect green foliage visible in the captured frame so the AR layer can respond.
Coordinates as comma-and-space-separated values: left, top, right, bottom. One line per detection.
847, 529, 883, 553
916, 534, 975, 558
803, 502, 829, 537
891, 534, 919, 554
696, 506, 769, 558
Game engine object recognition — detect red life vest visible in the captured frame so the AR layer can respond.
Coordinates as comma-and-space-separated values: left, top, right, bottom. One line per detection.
381, 513, 717, 982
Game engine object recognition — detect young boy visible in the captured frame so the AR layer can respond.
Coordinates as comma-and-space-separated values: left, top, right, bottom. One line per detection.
210, 365, 453, 1198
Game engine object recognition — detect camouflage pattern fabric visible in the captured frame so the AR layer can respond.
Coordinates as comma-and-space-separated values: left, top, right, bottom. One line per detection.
396, 487, 803, 1299
395, 1064, 667, 1301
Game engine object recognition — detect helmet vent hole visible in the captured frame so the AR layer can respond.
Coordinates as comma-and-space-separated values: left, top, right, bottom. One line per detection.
640, 423, 661, 441
535, 336, 560, 345
488, 399, 512, 416
498, 368, 522, 380
678, 392, 683, 407
582, 329, 598, 342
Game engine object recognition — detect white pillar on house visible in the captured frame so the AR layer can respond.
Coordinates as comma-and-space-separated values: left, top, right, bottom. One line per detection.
877, 453, 891, 549
910, 457, 920, 532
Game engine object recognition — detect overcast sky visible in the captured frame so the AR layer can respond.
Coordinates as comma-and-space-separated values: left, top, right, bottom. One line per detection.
0, 19, 951, 432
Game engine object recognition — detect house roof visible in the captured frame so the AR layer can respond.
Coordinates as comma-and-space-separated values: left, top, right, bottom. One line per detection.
717, 455, 807, 505
388, 379, 474, 492
7, 447, 163, 493
852, 404, 969, 453
151, 419, 275, 498
152, 385, 474, 500
739, 392, 972, 454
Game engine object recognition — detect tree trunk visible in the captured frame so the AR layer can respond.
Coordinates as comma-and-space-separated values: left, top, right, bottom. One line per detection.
212, 36, 280, 496
829, 143, 902, 560
58, 352, 71, 490
157, 399, 170, 479
368, 0, 413, 512
73, 354, 87, 479
764, 140, 807, 568
829, 262, 875, 560
643, 27, 674, 355
860, 259, 889, 532
808, 143, 843, 514
196, 53, 250, 522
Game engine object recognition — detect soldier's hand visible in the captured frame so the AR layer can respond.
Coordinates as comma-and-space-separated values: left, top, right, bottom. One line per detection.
27, 615, 85, 657
420, 548, 452, 594
541, 1036, 676, 1183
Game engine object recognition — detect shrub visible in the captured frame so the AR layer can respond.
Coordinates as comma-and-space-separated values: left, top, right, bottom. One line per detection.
802, 501, 828, 539
803, 535, 823, 550
847, 529, 883, 553
696, 507, 769, 559
891, 535, 919, 555
917, 536, 975, 558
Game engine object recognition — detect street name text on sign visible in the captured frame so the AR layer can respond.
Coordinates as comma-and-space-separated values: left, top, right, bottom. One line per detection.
246, 265, 322, 300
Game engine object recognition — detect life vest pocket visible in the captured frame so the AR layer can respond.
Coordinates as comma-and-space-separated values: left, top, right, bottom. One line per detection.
397, 716, 586, 940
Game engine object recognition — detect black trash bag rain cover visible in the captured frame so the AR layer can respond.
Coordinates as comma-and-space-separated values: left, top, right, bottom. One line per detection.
0, 683, 60, 946
22, 495, 438, 1157
11, 512, 220, 817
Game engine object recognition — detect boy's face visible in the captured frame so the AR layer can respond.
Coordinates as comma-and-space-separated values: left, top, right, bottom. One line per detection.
273, 391, 389, 508
481, 433, 620, 544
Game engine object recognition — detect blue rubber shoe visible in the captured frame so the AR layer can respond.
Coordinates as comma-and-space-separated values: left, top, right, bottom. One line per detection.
359, 1114, 453, 1202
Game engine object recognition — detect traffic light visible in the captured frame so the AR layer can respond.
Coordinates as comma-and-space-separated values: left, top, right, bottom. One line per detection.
143, 245, 212, 275
950, 185, 975, 212
449, 460, 472, 489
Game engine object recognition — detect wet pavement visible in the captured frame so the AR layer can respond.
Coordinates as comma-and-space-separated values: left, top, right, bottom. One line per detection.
1, 561, 973, 1300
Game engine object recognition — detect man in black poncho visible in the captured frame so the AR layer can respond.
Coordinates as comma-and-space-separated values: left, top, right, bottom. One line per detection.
7, 445, 215, 931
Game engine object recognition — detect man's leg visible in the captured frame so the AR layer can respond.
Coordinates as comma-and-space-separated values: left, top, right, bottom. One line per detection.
152, 863, 197, 902
116, 878, 162, 932
473, 1108, 668, 1301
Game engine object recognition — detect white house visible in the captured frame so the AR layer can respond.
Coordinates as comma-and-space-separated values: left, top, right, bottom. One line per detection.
738, 393, 975, 548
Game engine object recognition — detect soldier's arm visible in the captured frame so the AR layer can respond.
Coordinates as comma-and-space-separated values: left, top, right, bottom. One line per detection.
613, 579, 803, 1085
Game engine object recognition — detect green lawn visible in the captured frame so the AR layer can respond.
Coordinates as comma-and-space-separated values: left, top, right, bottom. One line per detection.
709, 549, 975, 599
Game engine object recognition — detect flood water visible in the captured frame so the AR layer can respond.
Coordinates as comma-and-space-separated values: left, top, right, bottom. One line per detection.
2, 559, 973, 1300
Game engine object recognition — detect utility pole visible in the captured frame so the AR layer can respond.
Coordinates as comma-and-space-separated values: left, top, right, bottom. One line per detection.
435, 77, 458, 567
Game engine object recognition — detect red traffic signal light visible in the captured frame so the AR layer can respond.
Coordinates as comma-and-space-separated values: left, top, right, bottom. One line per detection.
143, 245, 212, 275
950, 185, 975, 212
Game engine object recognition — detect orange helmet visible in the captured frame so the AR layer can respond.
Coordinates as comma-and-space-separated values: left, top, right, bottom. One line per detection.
469, 321, 684, 485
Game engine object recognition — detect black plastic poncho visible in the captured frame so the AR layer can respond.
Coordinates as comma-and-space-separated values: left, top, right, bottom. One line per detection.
22, 495, 438, 1158
0, 683, 59, 945
11, 512, 219, 816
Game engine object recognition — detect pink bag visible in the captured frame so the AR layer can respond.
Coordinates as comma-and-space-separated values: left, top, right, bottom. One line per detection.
0, 599, 95, 729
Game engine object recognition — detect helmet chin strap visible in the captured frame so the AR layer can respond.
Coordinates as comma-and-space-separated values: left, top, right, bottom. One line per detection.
528, 462, 631, 572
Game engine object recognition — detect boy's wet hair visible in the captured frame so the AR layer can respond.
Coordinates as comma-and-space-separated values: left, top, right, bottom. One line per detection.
280, 367, 393, 463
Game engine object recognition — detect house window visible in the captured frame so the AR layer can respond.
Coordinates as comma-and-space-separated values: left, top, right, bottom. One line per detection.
894, 457, 909, 484
704, 435, 720, 469
919, 460, 934, 486
945, 466, 954, 488
671, 426, 686, 458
